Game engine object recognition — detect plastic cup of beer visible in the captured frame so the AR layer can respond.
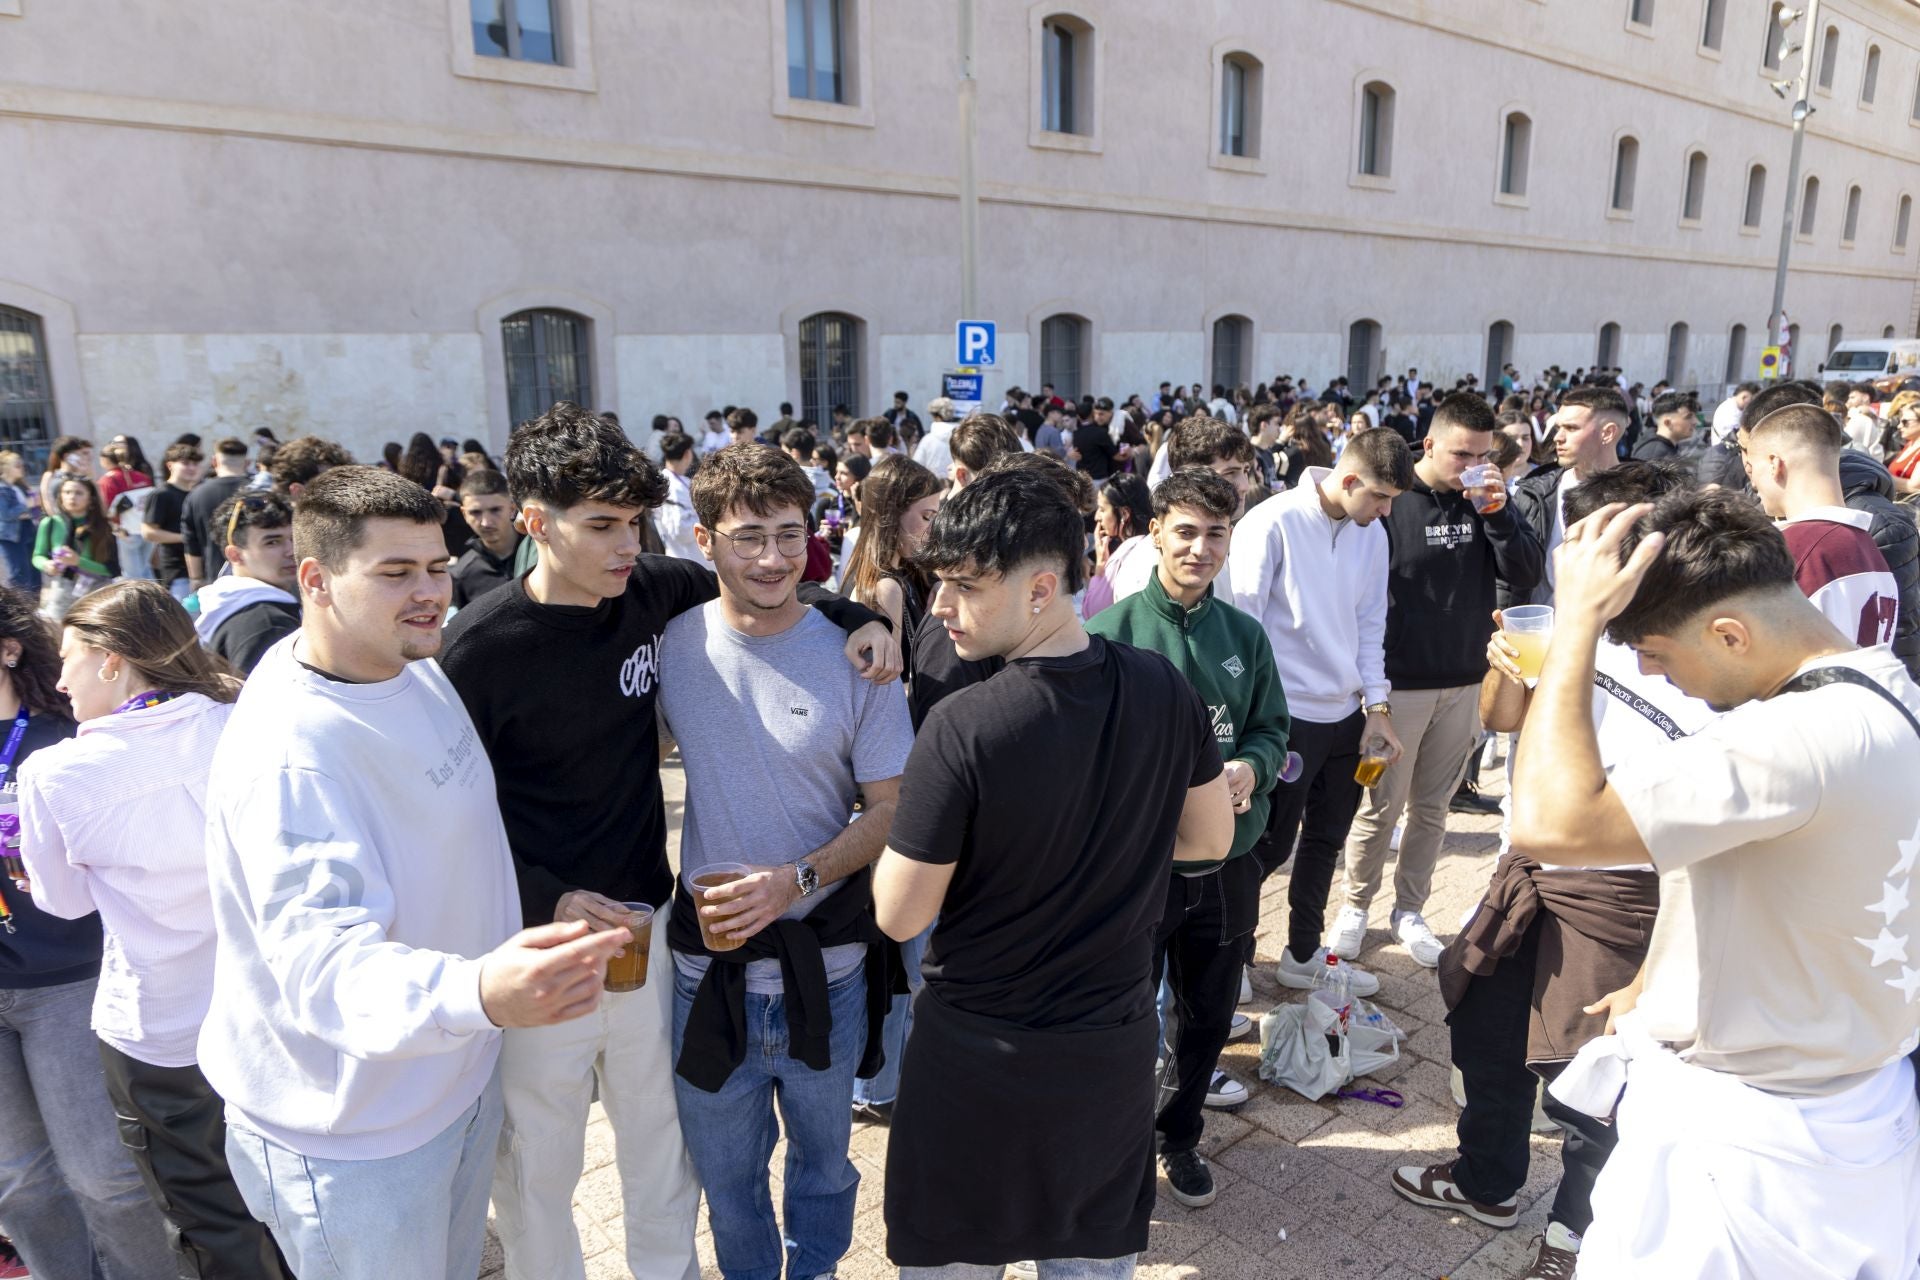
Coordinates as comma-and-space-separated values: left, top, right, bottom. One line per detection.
689, 862, 752, 952
1503, 605, 1556, 686
1462, 463, 1507, 515
1354, 735, 1390, 788
602, 902, 654, 993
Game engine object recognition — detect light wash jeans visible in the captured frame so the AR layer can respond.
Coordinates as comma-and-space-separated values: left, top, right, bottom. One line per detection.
0, 976, 174, 1280
671, 966, 865, 1280
225, 1066, 504, 1280
899, 1257, 1138, 1279
853, 922, 929, 1108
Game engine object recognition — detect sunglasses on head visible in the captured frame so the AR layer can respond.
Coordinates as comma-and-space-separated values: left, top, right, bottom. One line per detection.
225, 493, 274, 548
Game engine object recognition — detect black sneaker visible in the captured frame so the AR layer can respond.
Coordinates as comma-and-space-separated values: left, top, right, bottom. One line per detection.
1160, 1148, 1217, 1208
1449, 784, 1501, 816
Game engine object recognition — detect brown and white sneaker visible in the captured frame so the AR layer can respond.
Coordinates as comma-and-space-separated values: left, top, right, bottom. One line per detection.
1388, 1161, 1518, 1229
1519, 1222, 1581, 1279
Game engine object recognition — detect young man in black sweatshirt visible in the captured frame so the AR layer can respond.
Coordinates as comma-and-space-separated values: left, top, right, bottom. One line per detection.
437, 403, 896, 1280
448, 469, 519, 609
1332, 394, 1542, 969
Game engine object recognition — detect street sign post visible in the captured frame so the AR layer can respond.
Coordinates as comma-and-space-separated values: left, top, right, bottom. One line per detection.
955, 321, 996, 368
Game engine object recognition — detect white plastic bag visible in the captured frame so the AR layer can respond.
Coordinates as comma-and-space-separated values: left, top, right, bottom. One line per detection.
1257, 992, 1404, 1101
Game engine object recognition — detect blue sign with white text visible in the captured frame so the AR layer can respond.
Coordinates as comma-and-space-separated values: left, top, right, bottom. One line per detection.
943, 371, 984, 405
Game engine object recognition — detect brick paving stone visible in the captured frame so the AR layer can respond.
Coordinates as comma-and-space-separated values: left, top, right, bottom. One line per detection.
478, 753, 1549, 1279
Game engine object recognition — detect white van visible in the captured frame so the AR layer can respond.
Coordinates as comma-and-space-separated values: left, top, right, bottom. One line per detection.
1820, 338, 1920, 393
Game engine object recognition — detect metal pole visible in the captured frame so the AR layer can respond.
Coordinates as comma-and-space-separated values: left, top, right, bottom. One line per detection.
958, 0, 979, 319
1767, 0, 1820, 378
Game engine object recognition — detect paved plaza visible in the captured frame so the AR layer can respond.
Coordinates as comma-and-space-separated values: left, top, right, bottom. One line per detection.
480, 750, 1562, 1280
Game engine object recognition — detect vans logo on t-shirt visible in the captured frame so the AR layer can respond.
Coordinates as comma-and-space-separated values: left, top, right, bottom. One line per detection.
1221, 655, 1245, 679
791, 706, 810, 717
619, 635, 662, 698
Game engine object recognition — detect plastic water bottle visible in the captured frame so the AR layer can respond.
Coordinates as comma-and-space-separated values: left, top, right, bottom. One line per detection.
1314, 952, 1351, 1055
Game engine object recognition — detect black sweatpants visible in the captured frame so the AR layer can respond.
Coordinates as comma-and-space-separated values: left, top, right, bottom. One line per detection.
1444, 915, 1616, 1232
97, 1041, 291, 1280
1152, 854, 1262, 1154
1254, 710, 1366, 963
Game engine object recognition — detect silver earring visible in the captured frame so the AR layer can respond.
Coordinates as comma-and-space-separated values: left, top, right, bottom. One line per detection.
1032, 605, 1041, 614
4, 659, 14, 669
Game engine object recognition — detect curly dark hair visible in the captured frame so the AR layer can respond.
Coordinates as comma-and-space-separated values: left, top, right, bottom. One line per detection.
505, 401, 668, 512
0, 587, 73, 719
270, 436, 355, 492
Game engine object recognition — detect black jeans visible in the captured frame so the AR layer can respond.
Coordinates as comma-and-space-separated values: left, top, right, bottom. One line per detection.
1444, 916, 1615, 1233
1153, 854, 1262, 1155
97, 1041, 291, 1280
1254, 710, 1366, 963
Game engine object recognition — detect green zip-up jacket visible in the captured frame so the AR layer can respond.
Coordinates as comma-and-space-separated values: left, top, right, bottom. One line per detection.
1087, 571, 1290, 864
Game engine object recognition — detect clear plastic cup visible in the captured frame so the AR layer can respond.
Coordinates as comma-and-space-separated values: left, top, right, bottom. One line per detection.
1502, 605, 1556, 685
687, 862, 752, 952
602, 902, 654, 992
1461, 463, 1508, 515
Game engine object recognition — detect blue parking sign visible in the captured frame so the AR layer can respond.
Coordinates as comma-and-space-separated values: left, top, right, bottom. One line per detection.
955, 321, 996, 368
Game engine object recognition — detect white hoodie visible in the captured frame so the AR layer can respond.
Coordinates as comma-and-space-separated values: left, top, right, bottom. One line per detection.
193, 575, 297, 643
198, 636, 519, 1160
1223, 467, 1389, 722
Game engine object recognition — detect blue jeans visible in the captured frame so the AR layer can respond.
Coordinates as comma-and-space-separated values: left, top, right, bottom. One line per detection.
225, 1066, 503, 1280
0, 538, 38, 591
853, 923, 928, 1107
0, 976, 174, 1280
899, 1257, 1138, 1279
672, 966, 865, 1280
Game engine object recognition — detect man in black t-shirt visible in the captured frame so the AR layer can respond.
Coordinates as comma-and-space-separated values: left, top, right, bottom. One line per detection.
875, 467, 1234, 1274
448, 469, 519, 609
438, 403, 897, 1280
139, 442, 202, 600
181, 437, 251, 588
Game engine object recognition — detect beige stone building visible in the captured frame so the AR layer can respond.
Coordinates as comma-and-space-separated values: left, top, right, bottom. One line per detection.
4, 0, 1920, 463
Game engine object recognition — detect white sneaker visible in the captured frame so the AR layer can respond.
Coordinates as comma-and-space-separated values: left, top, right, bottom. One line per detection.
1239, 966, 1253, 1005
1325, 904, 1368, 960
1227, 1012, 1255, 1041
1275, 946, 1380, 997
1392, 910, 1445, 968
1204, 1069, 1249, 1109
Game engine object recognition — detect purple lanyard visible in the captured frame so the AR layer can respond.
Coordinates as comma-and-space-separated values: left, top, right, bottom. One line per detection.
110, 691, 181, 717
0, 710, 28, 782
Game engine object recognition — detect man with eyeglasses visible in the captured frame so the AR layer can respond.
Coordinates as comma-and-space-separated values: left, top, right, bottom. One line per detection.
438, 406, 896, 1280
660, 443, 911, 1280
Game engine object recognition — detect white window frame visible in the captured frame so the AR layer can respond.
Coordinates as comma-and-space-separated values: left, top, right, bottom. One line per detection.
770, 0, 874, 128
1210, 44, 1265, 173
1029, 6, 1102, 154
448, 0, 595, 92
1350, 72, 1396, 190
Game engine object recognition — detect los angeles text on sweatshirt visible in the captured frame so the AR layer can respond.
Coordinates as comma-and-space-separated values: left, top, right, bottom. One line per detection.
198, 636, 520, 1160
1379, 475, 1544, 691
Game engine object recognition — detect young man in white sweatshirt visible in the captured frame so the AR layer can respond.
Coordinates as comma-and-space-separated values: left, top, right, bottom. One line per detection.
199, 467, 629, 1280
1224, 428, 1410, 993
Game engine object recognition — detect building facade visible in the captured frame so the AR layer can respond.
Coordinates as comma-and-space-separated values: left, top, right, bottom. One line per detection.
4, 0, 1920, 463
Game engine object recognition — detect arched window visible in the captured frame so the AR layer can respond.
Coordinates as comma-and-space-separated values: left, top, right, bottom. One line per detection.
1040, 14, 1093, 136
1499, 112, 1532, 198
1897, 195, 1913, 251
1828, 324, 1845, 358
1211, 316, 1251, 392
1665, 322, 1690, 387
502, 308, 592, 426
1799, 176, 1820, 236
1358, 81, 1395, 178
1610, 136, 1639, 213
1843, 184, 1863, 243
1787, 322, 1802, 360
1699, 0, 1727, 51
1597, 322, 1622, 369
1817, 24, 1839, 91
1886, 326, 1899, 340
1347, 319, 1382, 390
797, 311, 862, 427
1220, 53, 1263, 159
1912, 69, 1920, 123
1762, 3, 1787, 72
1682, 150, 1709, 222
1863, 44, 1881, 104
1725, 324, 1747, 383
1743, 164, 1768, 229
0, 306, 59, 468
1040, 313, 1089, 402
1485, 321, 1515, 389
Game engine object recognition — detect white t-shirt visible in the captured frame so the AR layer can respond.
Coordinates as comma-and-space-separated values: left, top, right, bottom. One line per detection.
1609, 647, 1920, 1097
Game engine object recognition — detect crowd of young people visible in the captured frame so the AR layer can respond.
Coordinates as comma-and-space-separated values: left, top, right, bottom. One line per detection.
0, 363, 1913, 1280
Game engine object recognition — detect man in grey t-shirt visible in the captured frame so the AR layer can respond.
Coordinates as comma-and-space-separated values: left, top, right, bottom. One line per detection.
659, 445, 911, 1280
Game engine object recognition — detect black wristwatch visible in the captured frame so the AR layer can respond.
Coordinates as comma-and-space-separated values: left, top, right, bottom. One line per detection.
793, 859, 820, 898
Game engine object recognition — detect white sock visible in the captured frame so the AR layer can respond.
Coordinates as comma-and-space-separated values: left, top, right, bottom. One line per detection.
1545, 1221, 1582, 1252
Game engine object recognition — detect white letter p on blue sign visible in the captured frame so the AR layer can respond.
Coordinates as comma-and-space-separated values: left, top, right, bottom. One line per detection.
956, 321, 996, 368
